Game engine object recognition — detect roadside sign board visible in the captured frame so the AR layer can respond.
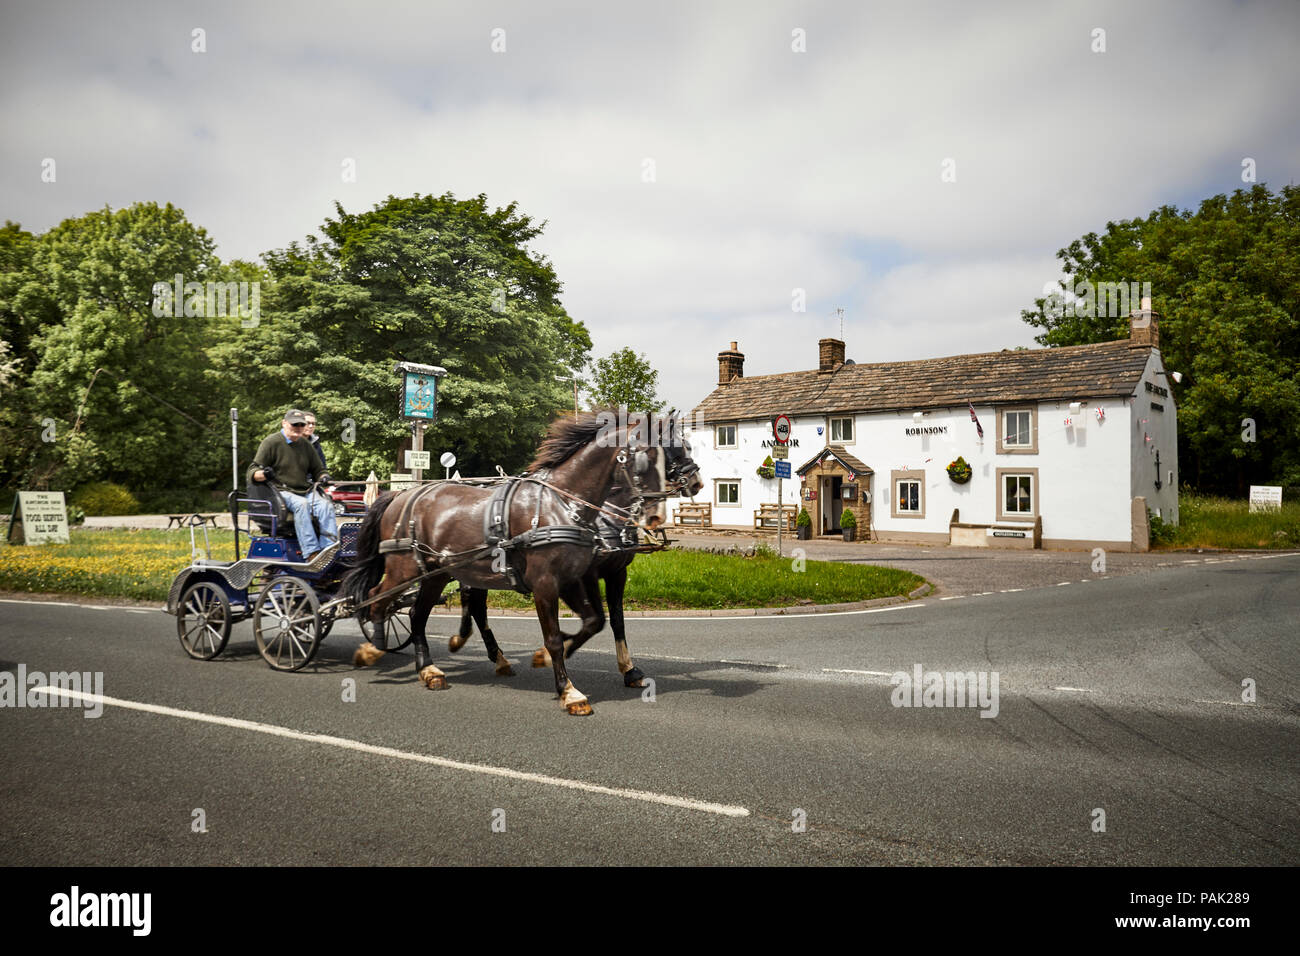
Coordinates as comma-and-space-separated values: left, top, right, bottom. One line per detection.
1249, 485, 1282, 512
773, 415, 792, 444
9, 491, 70, 544
405, 450, 431, 470
774, 460, 791, 479
389, 472, 416, 491
771, 445, 789, 459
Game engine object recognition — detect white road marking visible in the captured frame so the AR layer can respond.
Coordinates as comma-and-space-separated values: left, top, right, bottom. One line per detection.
1052, 686, 1095, 693
939, 595, 963, 600
1056, 582, 1071, 586
1192, 698, 1252, 707
822, 668, 894, 676
29, 687, 750, 818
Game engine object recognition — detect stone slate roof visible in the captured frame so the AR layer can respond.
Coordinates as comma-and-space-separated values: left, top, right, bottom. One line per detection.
692, 339, 1152, 424
795, 445, 874, 477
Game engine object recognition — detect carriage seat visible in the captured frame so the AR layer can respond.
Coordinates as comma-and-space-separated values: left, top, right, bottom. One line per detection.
245, 478, 321, 538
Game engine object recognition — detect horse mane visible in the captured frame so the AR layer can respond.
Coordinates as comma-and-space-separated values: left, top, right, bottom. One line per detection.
528, 413, 607, 471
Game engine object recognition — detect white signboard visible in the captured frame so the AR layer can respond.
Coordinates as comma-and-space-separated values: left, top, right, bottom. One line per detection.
1249, 485, 1282, 512
405, 450, 431, 470
770, 445, 789, 460
14, 491, 71, 544
389, 472, 416, 491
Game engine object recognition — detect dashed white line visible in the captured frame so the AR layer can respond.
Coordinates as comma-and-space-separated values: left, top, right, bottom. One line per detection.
29, 687, 751, 818
1052, 686, 1095, 693
822, 668, 894, 677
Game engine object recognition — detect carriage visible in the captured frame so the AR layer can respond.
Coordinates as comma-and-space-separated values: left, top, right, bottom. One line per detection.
165, 484, 416, 671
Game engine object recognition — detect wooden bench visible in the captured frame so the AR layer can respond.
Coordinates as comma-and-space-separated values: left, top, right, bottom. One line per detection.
167, 513, 220, 530
753, 503, 797, 532
673, 502, 712, 528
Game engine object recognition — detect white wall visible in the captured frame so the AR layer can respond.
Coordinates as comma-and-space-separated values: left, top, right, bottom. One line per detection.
1130, 351, 1180, 525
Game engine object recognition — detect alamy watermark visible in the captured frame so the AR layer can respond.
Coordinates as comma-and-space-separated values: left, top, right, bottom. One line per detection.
0, 664, 104, 717
1041, 280, 1152, 320
890, 664, 999, 718
151, 274, 261, 327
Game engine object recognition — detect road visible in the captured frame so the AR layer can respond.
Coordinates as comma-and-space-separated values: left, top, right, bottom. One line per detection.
1, 552, 1297, 865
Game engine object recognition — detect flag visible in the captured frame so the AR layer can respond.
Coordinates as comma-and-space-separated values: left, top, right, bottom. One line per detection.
847, 470, 856, 482
968, 402, 984, 440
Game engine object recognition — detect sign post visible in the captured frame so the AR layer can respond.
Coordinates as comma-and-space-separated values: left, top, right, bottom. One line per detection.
395, 362, 446, 482
773, 415, 792, 557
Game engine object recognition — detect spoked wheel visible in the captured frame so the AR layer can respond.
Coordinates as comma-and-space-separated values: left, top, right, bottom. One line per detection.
177, 581, 231, 660
317, 604, 337, 641
360, 607, 414, 652
253, 577, 322, 672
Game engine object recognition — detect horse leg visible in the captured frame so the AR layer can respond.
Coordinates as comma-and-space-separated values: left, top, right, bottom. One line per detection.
465, 590, 513, 676
532, 573, 601, 668
354, 557, 403, 666
411, 574, 450, 690
449, 586, 478, 653
606, 565, 644, 687
535, 580, 591, 716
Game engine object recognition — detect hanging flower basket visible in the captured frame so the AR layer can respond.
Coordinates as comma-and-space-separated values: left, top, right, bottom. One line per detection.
755, 455, 776, 480
947, 456, 973, 484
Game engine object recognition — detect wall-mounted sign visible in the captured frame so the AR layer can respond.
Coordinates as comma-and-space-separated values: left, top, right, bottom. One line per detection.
992, 530, 1026, 538
770, 445, 789, 459
1144, 381, 1169, 398
761, 439, 799, 448
904, 425, 948, 436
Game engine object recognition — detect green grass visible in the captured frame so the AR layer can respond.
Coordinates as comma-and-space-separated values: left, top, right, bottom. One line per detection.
0, 528, 925, 609
1153, 494, 1300, 550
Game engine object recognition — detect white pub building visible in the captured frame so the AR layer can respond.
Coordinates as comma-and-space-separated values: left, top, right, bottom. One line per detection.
677, 303, 1178, 551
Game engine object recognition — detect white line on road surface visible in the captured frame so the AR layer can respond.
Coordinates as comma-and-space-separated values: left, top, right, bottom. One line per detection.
29, 687, 751, 819
822, 668, 894, 676
1052, 686, 1095, 693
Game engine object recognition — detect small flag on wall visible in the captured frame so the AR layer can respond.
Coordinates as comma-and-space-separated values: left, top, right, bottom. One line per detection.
968, 402, 984, 440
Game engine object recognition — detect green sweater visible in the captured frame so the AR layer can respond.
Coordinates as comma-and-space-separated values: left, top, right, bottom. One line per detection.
247, 430, 321, 494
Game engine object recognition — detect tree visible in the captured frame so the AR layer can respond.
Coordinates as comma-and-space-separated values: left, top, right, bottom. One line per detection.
223, 193, 592, 478
586, 347, 664, 414
0, 203, 237, 494
1021, 184, 1300, 493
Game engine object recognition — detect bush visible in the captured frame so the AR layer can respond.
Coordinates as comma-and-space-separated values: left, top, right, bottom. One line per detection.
796, 507, 811, 528
71, 482, 140, 516
1148, 509, 1176, 545
840, 507, 857, 529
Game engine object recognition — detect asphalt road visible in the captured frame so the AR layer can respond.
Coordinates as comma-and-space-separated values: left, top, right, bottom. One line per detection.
1, 551, 1297, 866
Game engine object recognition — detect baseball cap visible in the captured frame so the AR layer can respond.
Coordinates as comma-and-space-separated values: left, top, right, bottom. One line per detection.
284, 408, 308, 425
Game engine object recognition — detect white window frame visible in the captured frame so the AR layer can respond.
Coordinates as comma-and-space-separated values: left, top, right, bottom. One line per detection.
830, 416, 854, 444
890, 469, 926, 519
715, 479, 741, 507
715, 423, 738, 449
997, 407, 1038, 454
997, 468, 1038, 521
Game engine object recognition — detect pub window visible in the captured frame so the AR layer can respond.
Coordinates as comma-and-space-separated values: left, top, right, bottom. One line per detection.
897, 480, 920, 513
1003, 473, 1034, 515
1004, 411, 1031, 446
830, 417, 854, 443
997, 407, 1038, 454
716, 423, 737, 448
715, 480, 740, 506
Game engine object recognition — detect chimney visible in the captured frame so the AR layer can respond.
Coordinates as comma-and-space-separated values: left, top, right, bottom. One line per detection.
1129, 296, 1160, 349
718, 341, 744, 385
819, 337, 845, 372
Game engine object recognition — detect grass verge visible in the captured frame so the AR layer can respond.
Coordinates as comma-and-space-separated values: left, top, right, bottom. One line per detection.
1152, 495, 1300, 550
0, 528, 925, 609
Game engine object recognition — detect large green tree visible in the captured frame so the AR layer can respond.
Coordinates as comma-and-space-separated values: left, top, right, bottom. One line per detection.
1021, 184, 1300, 493
0, 203, 244, 494
223, 193, 591, 478
586, 347, 664, 414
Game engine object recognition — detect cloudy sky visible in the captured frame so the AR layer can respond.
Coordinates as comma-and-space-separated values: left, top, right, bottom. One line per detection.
3, 0, 1298, 411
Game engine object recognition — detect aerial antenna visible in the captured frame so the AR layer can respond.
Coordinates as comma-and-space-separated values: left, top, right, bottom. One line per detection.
830, 307, 844, 339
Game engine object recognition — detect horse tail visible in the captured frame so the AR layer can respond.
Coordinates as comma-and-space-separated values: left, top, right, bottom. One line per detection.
343, 490, 400, 621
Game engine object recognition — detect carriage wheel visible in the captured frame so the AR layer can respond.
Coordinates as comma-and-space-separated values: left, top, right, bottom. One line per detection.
177, 581, 231, 660
360, 607, 414, 652
317, 605, 336, 641
253, 577, 322, 672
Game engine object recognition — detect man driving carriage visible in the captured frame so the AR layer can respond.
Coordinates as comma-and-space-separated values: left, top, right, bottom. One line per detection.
247, 408, 339, 562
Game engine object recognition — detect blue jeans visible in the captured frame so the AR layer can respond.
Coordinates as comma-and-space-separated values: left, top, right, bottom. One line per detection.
280, 489, 339, 557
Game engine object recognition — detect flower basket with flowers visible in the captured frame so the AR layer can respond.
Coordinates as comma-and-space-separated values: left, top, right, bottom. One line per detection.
756, 455, 776, 480
947, 456, 973, 484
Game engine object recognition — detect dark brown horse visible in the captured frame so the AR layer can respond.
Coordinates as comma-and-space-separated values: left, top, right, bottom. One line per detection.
342, 414, 669, 715
450, 419, 704, 687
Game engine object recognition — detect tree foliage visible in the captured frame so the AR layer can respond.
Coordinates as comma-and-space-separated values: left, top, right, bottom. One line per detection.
222, 193, 591, 478
1021, 184, 1300, 492
586, 347, 664, 414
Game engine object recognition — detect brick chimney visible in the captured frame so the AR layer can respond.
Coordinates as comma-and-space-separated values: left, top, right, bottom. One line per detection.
718, 341, 744, 385
819, 337, 845, 372
1129, 296, 1160, 349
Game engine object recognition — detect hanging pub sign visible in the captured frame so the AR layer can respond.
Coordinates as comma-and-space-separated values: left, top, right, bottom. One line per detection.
395, 362, 447, 422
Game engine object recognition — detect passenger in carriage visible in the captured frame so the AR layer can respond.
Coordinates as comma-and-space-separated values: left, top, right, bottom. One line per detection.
303, 410, 327, 473
247, 408, 339, 562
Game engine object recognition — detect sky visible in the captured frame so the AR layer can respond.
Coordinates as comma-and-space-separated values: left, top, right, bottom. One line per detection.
3, 0, 1299, 412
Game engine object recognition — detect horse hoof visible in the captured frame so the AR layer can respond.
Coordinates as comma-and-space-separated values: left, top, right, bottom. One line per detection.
623, 668, 646, 688
531, 648, 552, 668
495, 655, 515, 677
565, 700, 594, 716
353, 642, 386, 667
448, 633, 469, 653
418, 665, 448, 690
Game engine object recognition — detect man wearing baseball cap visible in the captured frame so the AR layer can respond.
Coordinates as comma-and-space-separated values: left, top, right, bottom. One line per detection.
247, 408, 339, 562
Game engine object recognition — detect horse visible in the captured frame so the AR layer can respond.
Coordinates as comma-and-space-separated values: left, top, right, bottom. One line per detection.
449, 419, 703, 688
342, 413, 670, 715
